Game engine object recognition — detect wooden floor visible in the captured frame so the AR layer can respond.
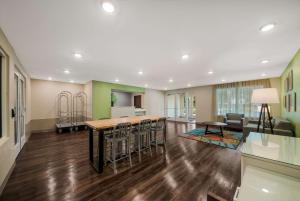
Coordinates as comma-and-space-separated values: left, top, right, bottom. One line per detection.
0, 122, 241, 201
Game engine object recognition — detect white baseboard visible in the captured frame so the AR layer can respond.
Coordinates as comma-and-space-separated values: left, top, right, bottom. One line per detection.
0, 162, 15, 196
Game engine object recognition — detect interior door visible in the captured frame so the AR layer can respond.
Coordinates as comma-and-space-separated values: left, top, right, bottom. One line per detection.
134, 95, 142, 108
14, 71, 26, 154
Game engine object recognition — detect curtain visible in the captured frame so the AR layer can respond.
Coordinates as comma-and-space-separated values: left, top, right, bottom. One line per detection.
213, 79, 271, 119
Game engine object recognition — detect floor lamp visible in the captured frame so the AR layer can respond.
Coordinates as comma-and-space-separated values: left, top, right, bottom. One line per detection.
251, 88, 279, 134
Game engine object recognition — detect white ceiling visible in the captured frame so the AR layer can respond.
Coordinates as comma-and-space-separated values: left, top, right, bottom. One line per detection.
0, 0, 300, 90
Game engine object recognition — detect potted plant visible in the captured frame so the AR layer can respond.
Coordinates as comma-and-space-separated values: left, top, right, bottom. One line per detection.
111, 93, 117, 107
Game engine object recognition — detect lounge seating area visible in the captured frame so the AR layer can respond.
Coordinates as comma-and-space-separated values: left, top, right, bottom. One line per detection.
243, 117, 295, 137
0, 1, 300, 201
221, 112, 295, 138
223, 113, 245, 131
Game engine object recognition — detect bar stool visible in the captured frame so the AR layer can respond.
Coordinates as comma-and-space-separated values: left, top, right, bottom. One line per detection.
134, 119, 152, 162
99, 118, 113, 164
151, 118, 166, 151
104, 122, 132, 174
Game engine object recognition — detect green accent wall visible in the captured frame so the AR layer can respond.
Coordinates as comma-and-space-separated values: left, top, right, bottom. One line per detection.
92, 81, 145, 119
281, 49, 300, 137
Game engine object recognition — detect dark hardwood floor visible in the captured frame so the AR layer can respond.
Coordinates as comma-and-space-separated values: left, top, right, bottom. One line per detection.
0, 122, 241, 201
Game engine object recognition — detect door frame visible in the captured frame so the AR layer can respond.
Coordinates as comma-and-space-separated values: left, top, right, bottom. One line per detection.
0, 47, 9, 141
13, 68, 26, 154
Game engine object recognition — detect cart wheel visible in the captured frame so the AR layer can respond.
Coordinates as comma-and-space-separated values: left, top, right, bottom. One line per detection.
58, 128, 62, 134
75, 126, 79, 131
85, 126, 88, 130
70, 127, 73, 133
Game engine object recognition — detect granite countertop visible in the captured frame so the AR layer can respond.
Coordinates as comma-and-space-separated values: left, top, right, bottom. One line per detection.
237, 165, 300, 201
241, 132, 300, 168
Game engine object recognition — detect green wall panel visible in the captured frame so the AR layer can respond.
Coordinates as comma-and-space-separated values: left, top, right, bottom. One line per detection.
281, 49, 300, 137
92, 81, 145, 119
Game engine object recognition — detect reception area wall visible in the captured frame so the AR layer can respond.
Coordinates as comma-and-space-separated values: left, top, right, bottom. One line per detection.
281, 49, 300, 137
92, 81, 145, 119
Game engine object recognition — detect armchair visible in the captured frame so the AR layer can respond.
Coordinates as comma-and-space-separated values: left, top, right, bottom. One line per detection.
224, 113, 245, 131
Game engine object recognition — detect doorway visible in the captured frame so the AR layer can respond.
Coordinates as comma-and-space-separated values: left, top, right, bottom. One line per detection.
166, 93, 196, 123
134, 95, 142, 108
13, 70, 26, 154
186, 96, 196, 121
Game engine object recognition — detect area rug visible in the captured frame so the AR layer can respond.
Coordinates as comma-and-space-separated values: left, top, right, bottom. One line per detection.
179, 128, 243, 150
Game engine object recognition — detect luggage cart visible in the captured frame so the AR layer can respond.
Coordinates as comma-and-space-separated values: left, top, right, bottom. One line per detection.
56, 91, 73, 133
73, 92, 87, 131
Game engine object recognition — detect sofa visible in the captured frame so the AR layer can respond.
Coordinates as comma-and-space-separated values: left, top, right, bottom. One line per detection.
223, 113, 245, 131
243, 117, 295, 137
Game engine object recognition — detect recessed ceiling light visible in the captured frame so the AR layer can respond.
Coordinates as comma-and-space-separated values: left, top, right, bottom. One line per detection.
64, 69, 70, 74
70, 80, 74, 83
48, 77, 52, 81
261, 73, 267, 77
164, 87, 168, 90
221, 79, 226, 82
261, 60, 270, 64
115, 78, 119, 82
208, 71, 214, 75
187, 84, 191, 87
144, 84, 148, 87
182, 54, 189, 60
169, 78, 173, 83
102, 1, 115, 13
262, 188, 269, 193
260, 23, 275, 32
138, 71, 143, 75
73, 53, 82, 59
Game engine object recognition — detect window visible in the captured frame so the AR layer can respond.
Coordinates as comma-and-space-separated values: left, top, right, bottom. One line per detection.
0, 55, 2, 138
215, 82, 267, 118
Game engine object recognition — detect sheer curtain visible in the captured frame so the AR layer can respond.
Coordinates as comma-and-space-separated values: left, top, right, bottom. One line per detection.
214, 79, 271, 119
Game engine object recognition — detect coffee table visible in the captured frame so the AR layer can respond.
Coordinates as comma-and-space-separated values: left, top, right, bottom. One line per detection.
202, 121, 227, 137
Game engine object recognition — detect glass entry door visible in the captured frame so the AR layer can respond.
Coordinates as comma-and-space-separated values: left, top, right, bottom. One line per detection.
166, 93, 196, 122
167, 94, 176, 118
176, 94, 186, 119
186, 96, 196, 121
14, 71, 26, 154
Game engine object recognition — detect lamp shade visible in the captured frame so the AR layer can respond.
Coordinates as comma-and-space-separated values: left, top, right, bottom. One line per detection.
251, 88, 279, 104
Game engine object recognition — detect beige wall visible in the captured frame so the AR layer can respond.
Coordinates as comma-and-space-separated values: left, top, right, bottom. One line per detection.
83, 81, 92, 119
189, 86, 214, 122
166, 85, 214, 122
0, 28, 31, 192
31, 79, 84, 119
144, 89, 165, 116
30, 79, 84, 132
